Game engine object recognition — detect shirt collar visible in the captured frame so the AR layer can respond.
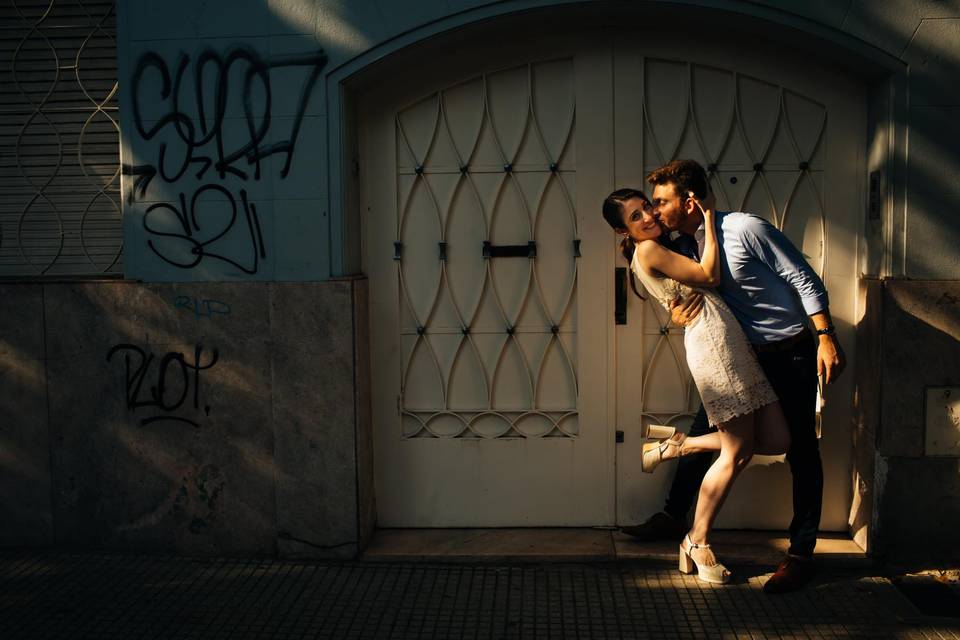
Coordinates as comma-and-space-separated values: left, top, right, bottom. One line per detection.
669, 220, 706, 241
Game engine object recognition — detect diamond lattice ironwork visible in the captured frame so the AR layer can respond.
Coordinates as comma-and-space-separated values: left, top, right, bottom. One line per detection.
394, 60, 579, 439
636, 58, 828, 430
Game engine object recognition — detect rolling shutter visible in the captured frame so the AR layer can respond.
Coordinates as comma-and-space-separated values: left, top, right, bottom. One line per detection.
0, 0, 121, 277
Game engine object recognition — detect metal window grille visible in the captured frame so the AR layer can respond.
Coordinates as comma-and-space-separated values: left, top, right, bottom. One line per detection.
0, 0, 121, 278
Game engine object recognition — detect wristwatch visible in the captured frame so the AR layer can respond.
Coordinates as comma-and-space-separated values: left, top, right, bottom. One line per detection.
815, 325, 835, 336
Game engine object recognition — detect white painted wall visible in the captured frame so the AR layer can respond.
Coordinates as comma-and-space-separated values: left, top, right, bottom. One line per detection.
117, 0, 960, 280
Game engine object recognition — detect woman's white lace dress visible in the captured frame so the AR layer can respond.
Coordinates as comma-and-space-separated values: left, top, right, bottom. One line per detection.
631, 249, 778, 426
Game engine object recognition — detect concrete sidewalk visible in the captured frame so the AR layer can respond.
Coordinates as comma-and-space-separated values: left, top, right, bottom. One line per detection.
362, 529, 869, 565
2, 550, 959, 639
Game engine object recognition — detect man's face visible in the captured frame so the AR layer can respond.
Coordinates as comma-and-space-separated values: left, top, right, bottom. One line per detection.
651, 183, 686, 231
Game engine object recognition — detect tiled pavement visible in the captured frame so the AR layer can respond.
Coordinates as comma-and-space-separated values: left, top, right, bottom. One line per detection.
2, 552, 959, 639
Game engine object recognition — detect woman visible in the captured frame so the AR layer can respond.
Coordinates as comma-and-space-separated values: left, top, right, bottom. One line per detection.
602, 187, 791, 584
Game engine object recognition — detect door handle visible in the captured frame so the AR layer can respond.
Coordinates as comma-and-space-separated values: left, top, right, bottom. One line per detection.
482, 241, 537, 258
615, 267, 627, 325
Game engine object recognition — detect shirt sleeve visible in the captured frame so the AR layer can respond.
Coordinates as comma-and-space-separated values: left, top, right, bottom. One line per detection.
739, 215, 829, 316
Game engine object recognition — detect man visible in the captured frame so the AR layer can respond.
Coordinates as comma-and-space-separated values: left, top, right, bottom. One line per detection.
620, 159, 845, 594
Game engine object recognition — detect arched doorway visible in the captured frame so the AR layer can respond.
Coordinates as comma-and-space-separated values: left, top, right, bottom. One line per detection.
354, 15, 863, 529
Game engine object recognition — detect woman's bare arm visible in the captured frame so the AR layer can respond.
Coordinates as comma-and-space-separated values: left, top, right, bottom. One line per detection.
637, 200, 719, 287
698, 201, 719, 284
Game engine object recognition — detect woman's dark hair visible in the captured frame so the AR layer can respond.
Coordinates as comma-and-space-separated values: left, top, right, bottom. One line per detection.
601, 188, 648, 298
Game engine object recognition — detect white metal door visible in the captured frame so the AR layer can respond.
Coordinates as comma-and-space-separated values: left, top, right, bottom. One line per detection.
361, 31, 863, 530
612, 36, 863, 531
362, 37, 616, 526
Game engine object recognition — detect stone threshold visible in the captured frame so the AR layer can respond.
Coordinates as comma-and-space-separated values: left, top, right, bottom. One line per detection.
362, 528, 870, 566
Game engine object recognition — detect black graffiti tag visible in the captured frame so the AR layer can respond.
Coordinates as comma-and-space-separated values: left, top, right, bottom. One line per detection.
122, 46, 328, 274
107, 343, 220, 427
126, 46, 328, 196
143, 184, 265, 274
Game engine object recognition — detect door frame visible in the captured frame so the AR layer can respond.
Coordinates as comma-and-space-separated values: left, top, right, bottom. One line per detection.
335, 3, 906, 551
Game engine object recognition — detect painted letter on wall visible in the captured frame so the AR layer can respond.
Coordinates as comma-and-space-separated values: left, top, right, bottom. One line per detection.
122, 46, 328, 280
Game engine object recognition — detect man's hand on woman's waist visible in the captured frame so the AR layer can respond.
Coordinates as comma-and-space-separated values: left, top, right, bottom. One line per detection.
670, 292, 704, 327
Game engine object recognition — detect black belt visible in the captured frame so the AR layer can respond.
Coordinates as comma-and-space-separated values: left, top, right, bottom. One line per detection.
753, 330, 811, 354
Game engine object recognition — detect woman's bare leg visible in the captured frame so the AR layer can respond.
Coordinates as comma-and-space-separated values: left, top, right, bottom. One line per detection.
687, 412, 755, 563
678, 431, 721, 456
753, 401, 791, 455
679, 400, 789, 459
653, 400, 784, 464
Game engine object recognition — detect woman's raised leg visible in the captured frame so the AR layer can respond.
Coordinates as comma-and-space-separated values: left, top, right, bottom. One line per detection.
640, 429, 721, 473
678, 431, 721, 456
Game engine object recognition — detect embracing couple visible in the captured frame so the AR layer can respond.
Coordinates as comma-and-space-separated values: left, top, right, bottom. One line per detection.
602, 159, 845, 592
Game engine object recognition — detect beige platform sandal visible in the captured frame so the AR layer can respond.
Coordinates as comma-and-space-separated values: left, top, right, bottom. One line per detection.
643, 423, 676, 440
679, 534, 732, 584
640, 432, 686, 473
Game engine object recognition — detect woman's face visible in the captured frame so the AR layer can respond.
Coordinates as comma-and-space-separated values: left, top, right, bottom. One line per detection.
620, 197, 662, 242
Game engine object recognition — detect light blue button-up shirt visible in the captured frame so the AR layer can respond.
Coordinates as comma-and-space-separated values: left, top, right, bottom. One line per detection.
706, 210, 828, 345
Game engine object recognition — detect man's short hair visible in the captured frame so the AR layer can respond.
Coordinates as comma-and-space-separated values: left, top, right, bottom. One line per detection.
645, 159, 709, 200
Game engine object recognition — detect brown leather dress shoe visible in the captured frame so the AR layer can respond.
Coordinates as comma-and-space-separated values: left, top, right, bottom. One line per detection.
763, 556, 817, 594
619, 512, 687, 542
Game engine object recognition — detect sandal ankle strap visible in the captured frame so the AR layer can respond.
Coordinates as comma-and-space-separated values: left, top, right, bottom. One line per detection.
685, 534, 711, 549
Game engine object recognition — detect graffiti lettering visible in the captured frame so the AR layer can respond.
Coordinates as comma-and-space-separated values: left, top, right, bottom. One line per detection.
143, 185, 264, 274
122, 46, 328, 274
107, 343, 220, 427
126, 47, 327, 190
174, 295, 231, 320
